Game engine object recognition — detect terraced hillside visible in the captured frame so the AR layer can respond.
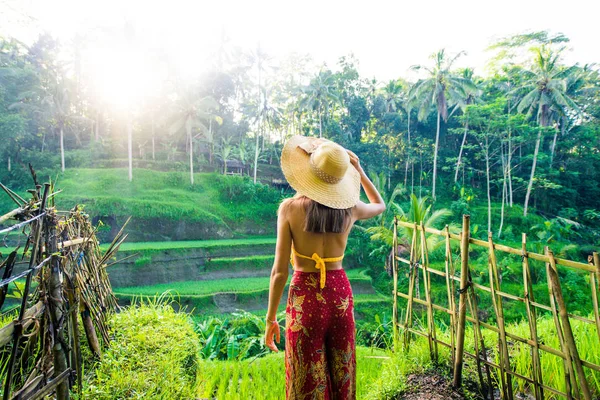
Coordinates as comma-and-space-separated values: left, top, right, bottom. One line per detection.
109, 238, 389, 318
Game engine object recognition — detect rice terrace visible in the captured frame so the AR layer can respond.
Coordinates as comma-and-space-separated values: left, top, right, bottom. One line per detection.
1, 1, 600, 399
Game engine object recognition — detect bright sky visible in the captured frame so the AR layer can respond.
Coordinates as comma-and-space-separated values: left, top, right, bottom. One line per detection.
2, 0, 598, 83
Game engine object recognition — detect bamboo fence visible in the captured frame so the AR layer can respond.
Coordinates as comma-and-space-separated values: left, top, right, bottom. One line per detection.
0, 173, 128, 400
392, 215, 600, 400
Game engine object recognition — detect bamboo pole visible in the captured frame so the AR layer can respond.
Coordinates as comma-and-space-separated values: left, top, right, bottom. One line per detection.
420, 224, 437, 361
522, 234, 544, 400
2, 184, 49, 400
392, 217, 399, 351
453, 214, 470, 388
48, 213, 70, 400
545, 247, 576, 399
591, 253, 600, 345
487, 232, 513, 400
465, 268, 494, 399
444, 226, 457, 367
403, 225, 418, 350
547, 248, 592, 400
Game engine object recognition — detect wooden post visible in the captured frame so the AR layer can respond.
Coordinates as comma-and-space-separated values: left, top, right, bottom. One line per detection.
392, 217, 399, 351
48, 213, 70, 400
453, 214, 470, 388
522, 234, 544, 400
547, 249, 592, 400
591, 253, 600, 345
487, 232, 513, 400
444, 226, 456, 367
420, 224, 437, 361
403, 225, 418, 350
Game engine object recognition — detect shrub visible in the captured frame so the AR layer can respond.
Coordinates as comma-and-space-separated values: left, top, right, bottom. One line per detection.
81, 298, 199, 399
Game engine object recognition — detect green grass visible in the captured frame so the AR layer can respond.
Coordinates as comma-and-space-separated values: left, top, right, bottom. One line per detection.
33, 168, 281, 235
107, 237, 276, 252
196, 346, 390, 400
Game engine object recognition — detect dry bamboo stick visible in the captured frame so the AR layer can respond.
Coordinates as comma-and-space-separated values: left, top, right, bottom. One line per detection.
420, 224, 437, 361
545, 247, 576, 399
453, 215, 470, 388
403, 225, 418, 350
444, 226, 457, 368
591, 253, 600, 345
547, 248, 592, 400
488, 233, 513, 400
521, 234, 544, 400
392, 218, 399, 351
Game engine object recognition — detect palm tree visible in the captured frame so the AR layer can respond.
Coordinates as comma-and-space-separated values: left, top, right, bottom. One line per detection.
215, 137, 235, 174
512, 46, 579, 216
300, 70, 339, 138
409, 49, 474, 200
452, 68, 480, 183
169, 90, 221, 185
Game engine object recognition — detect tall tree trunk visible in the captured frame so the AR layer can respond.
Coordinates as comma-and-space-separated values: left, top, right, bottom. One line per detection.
253, 132, 259, 184
127, 118, 133, 182
319, 106, 323, 138
404, 114, 411, 187
7, 156, 10, 172
550, 118, 565, 168
151, 115, 155, 160
485, 138, 491, 233
432, 111, 441, 200
187, 121, 194, 185
454, 117, 469, 183
507, 127, 513, 207
209, 120, 213, 165
524, 127, 542, 216
499, 149, 507, 238
60, 127, 65, 172
95, 111, 100, 141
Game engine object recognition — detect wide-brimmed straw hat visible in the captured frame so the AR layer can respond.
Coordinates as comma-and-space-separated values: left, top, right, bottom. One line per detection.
280, 135, 361, 209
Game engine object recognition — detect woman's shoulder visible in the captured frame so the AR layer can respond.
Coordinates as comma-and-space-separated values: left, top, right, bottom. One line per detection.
278, 196, 306, 215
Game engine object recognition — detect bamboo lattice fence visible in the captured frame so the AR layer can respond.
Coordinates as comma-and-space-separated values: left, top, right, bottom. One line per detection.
0, 172, 127, 400
392, 215, 600, 400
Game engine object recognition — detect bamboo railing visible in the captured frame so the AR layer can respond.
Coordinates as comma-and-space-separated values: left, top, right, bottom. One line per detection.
392, 215, 600, 400
0, 175, 127, 399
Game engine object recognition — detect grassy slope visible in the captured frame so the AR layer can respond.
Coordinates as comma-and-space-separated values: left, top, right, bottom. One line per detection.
115, 269, 373, 296
108, 237, 277, 252
43, 168, 278, 230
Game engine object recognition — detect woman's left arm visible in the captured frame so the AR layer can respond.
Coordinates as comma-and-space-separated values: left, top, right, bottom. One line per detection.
264, 202, 292, 352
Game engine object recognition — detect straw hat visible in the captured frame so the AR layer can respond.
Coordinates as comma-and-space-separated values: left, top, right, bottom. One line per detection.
280, 135, 361, 209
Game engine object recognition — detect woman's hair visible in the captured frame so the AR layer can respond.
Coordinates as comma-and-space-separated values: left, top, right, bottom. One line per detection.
302, 196, 352, 233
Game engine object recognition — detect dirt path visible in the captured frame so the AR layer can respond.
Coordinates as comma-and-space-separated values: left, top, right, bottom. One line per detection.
398, 373, 466, 400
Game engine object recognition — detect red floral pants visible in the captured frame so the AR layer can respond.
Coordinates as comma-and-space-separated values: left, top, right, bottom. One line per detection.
285, 269, 356, 400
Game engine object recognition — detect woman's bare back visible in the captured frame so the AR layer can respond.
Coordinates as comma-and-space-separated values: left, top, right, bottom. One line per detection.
283, 196, 357, 272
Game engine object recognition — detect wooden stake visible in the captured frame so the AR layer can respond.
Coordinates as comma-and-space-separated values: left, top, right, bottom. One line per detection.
590, 253, 600, 345
392, 217, 399, 351
522, 234, 544, 400
453, 214, 470, 388
487, 232, 513, 400
547, 248, 592, 400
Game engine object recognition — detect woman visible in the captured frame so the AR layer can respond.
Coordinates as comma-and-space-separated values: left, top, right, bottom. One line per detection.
264, 135, 385, 399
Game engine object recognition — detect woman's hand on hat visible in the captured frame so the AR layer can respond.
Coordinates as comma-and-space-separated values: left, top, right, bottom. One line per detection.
264, 319, 280, 352
346, 149, 362, 172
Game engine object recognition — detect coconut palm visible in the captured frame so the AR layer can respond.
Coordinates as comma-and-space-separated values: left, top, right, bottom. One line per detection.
300, 70, 339, 138
168, 90, 221, 185
512, 46, 579, 216
215, 137, 235, 174
452, 68, 481, 182
409, 49, 475, 200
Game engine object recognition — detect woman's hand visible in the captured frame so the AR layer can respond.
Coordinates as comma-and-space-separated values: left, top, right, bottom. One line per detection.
264, 319, 281, 352
346, 149, 363, 173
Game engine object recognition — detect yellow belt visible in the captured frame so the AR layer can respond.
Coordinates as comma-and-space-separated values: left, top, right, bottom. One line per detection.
290, 245, 344, 289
